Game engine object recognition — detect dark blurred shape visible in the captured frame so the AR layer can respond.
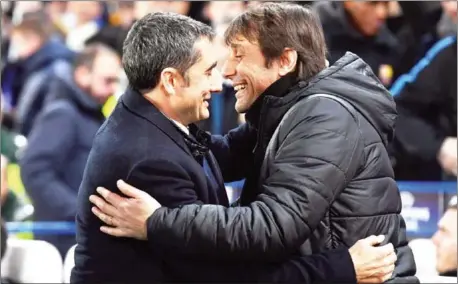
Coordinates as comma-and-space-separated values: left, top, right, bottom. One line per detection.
85, 25, 129, 57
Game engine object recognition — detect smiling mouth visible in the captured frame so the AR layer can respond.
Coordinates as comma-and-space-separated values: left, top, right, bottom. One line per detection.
234, 84, 247, 91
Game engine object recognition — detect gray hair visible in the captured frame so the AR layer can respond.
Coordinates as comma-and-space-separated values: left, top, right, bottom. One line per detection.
122, 12, 215, 93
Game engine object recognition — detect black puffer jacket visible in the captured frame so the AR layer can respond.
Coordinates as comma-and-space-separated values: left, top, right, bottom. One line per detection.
148, 53, 417, 282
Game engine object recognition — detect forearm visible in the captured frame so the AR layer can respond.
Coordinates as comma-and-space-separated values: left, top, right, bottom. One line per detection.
250, 248, 357, 283
146, 194, 313, 261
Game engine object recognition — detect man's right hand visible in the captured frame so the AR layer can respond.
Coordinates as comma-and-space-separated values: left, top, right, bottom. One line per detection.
349, 235, 397, 283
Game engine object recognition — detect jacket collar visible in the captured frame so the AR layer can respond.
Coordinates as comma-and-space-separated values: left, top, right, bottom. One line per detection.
121, 88, 192, 156
245, 72, 298, 131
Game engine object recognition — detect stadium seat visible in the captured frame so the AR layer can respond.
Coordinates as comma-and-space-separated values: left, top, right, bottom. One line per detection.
63, 244, 76, 283
408, 238, 438, 277
1, 239, 63, 283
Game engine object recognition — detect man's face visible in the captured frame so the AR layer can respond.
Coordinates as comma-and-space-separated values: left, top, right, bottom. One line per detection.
171, 38, 223, 124
344, 1, 389, 37
432, 208, 458, 274
222, 35, 281, 113
9, 30, 40, 61
77, 52, 121, 104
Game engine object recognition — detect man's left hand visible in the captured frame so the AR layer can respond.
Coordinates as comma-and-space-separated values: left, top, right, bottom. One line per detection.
89, 179, 161, 240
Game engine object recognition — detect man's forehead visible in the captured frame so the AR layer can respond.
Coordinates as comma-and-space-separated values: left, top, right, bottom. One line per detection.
192, 38, 218, 67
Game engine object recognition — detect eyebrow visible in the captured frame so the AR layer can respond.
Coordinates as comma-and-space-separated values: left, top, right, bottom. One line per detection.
205, 62, 218, 73
230, 43, 245, 52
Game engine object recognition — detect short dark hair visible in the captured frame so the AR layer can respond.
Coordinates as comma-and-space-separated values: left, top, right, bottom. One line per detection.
73, 43, 118, 70
224, 2, 327, 81
122, 12, 215, 93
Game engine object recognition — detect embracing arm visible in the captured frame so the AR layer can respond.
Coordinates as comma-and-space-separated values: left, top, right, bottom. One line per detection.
147, 98, 364, 261
209, 123, 257, 182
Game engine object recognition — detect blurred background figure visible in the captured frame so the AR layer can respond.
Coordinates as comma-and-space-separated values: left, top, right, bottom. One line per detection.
19, 43, 121, 258
64, 1, 108, 51
432, 196, 457, 277
1, 11, 74, 136
391, 0, 457, 181
134, 1, 191, 20
313, 1, 399, 87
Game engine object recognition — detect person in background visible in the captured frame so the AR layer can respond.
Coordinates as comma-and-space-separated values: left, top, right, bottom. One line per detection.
432, 196, 457, 277
64, 1, 107, 51
1, 11, 74, 136
313, 1, 399, 87
133, 1, 191, 20
19, 43, 121, 258
109, 1, 136, 29
391, 0, 457, 181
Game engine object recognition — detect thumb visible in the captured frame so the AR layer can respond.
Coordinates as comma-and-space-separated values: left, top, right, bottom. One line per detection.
117, 180, 145, 199
365, 235, 385, 246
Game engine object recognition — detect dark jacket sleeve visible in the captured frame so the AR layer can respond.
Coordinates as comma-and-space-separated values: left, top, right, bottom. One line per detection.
209, 123, 257, 182
394, 39, 456, 161
146, 98, 364, 261
247, 248, 357, 283
20, 102, 78, 220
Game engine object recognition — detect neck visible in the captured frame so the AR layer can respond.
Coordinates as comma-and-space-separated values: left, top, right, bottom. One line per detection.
143, 89, 189, 126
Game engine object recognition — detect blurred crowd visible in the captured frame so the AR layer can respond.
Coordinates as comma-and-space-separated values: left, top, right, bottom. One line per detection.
0, 0, 456, 282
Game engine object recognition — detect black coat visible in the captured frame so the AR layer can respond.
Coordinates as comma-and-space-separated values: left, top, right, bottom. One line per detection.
20, 68, 105, 257
71, 88, 356, 283
392, 36, 457, 180
146, 53, 418, 283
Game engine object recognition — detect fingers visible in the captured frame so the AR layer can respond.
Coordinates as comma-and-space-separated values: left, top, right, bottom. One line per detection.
117, 180, 145, 199
374, 243, 395, 260
89, 194, 120, 217
100, 226, 130, 238
96, 187, 125, 206
364, 235, 385, 246
92, 206, 120, 227
359, 265, 394, 283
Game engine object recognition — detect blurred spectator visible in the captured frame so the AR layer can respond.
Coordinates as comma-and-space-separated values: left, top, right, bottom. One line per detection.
391, 1, 457, 181
11, 1, 43, 24
1, 11, 74, 136
313, 1, 399, 87
85, 25, 129, 57
439, 0, 458, 37
109, 1, 135, 29
64, 1, 107, 51
43, 1, 69, 37
134, 1, 191, 20
1, 155, 9, 205
387, 2, 443, 81
432, 196, 457, 277
19, 43, 121, 258
0, 95, 31, 222
203, 1, 246, 26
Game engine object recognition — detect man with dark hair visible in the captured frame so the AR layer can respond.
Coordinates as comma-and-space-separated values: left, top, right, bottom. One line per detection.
91, 3, 416, 283
19, 43, 121, 258
313, 1, 399, 87
74, 11, 397, 284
